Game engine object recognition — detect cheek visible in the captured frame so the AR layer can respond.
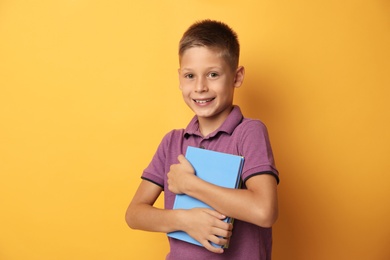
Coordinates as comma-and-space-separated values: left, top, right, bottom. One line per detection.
179, 83, 192, 94
219, 87, 235, 100
180, 88, 191, 99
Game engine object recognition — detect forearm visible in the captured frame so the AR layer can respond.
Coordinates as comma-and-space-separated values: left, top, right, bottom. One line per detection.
184, 174, 278, 228
126, 201, 232, 253
126, 203, 186, 233
125, 180, 188, 233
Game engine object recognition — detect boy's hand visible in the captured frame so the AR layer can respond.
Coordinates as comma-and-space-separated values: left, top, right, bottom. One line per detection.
184, 208, 233, 254
169, 156, 233, 253
167, 155, 196, 194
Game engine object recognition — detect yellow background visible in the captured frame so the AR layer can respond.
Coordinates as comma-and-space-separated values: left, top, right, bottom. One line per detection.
1, 1, 389, 259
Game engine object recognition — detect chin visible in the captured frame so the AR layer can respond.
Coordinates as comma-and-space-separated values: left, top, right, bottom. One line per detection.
195, 110, 221, 119
190, 107, 214, 117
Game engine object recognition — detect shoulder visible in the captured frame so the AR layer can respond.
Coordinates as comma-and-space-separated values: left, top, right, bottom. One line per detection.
241, 117, 267, 129
157, 128, 186, 151
144, 128, 185, 172
234, 118, 269, 140
233, 117, 274, 159
161, 128, 185, 142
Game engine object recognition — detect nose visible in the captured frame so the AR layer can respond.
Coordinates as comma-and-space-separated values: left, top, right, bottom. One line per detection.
195, 76, 208, 93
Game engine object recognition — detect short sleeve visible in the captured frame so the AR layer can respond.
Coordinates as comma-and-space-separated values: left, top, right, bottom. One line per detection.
141, 132, 172, 188
238, 120, 279, 184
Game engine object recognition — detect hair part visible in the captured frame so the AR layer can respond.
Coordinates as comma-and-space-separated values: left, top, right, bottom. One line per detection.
179, 19, 240, 71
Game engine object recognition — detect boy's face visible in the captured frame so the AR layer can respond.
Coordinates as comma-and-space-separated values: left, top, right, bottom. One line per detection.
178, 47, 244, 125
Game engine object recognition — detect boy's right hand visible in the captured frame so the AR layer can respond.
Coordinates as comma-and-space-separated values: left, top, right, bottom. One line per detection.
182, 208, 233, 254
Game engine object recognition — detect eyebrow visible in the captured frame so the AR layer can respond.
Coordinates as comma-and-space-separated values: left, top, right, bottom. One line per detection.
180, 66, 223, 71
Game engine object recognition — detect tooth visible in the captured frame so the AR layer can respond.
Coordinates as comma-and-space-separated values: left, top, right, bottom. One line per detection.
196, 99, 211, 103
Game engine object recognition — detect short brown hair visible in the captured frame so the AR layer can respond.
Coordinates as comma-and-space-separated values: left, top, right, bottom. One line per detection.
179, 20, 240, 71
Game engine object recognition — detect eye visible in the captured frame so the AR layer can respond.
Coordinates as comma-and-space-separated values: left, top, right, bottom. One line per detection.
185, 73, 194, 79
208, 72, 219, 78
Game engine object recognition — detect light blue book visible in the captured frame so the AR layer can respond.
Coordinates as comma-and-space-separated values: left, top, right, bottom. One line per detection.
167, 146, 244, 248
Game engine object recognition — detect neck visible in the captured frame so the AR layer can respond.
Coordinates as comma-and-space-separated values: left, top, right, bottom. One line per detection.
197, 106, 233, 137
198, 119, 219, 137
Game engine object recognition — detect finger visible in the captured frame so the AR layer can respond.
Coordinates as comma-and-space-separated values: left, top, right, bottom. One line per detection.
207, 234, 230, 247
201, 240, 224, 254
169, 162, 179, 172
201, 209, 233, 232
211, 226, 233, 239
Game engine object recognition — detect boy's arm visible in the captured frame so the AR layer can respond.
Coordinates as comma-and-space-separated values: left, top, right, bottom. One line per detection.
168, 155, 278, 228
125, 179, 233, 253
125, 180, 176, 233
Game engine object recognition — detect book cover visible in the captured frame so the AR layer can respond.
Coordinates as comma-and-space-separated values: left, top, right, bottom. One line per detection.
167, 146, 244, 248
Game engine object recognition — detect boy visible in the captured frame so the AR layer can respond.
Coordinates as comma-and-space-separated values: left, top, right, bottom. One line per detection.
126, 20, 279, 260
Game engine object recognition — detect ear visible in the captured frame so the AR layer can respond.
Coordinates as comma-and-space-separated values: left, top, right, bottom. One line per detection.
234, 66, 245, 88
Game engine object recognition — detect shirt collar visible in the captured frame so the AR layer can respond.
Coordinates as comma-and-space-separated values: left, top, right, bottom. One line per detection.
184, 106, 244, 138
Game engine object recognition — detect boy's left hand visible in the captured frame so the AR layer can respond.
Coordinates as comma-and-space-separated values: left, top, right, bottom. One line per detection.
167, 155, 196, 194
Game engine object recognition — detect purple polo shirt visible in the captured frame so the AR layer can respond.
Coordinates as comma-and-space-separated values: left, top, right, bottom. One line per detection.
142, 106, 279, 260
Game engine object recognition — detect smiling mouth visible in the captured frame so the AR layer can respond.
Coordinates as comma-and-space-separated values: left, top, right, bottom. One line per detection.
193, 98, 215, 104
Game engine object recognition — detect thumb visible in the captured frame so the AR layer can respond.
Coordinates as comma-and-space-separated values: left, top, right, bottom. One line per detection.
177, 154, 195, 174
202, 208, 226, 220
177, 154, 191, 166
